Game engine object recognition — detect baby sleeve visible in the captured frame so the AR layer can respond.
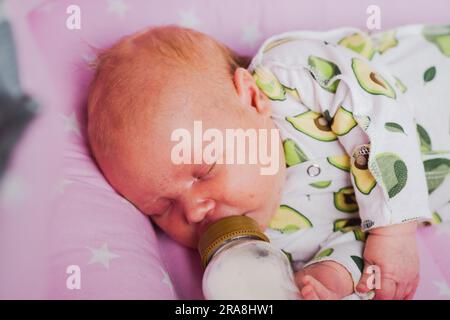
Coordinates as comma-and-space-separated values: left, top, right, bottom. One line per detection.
250, 37, 432, 230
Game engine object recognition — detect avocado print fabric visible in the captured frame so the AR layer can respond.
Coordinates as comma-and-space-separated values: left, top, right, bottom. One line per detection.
249, 25, 450, 294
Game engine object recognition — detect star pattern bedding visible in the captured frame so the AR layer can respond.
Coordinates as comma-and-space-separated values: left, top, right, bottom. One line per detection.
1, 0, 449, 299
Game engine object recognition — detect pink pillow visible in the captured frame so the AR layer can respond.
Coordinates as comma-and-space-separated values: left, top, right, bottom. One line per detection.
3, 0, 448, 299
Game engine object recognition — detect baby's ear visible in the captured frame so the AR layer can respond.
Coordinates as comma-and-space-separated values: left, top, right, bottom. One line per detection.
233, 68, 271, 117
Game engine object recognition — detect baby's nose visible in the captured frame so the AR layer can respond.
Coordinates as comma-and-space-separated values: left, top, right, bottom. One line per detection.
184, 199, 216, 224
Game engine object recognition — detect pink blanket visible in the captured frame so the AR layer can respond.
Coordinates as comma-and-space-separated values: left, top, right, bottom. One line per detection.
1, 0, 449, 299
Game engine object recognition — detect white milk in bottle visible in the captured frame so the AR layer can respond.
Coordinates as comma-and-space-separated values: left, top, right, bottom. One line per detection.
198, 215, 301, 300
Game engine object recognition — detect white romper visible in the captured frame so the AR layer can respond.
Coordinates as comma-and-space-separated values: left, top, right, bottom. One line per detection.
248, 25, 450, 290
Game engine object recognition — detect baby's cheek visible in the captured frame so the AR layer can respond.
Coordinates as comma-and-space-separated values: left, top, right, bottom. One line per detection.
158, 213, 198, 248
218, 163, 274, 208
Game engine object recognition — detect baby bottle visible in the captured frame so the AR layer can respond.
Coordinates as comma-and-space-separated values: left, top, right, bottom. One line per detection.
198, 215, 301, 300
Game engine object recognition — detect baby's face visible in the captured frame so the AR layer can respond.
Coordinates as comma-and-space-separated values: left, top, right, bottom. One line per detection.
98, 70, 286, 249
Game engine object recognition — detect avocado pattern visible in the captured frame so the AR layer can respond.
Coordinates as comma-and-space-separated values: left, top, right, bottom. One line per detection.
286, 111, 337, 142
351, 58, 396, 99
432, 212, 443, 224
281, 249, 294, 264
352, 229, 367, 242
351, 146, 377, 195
333, 186, 359, 213
269, 204, 313, 233
296, 46, 398, 99
314, 248, 334, 259
423, 212, 443, 226
309, 180, 332, 189
255, 29, 450, 277
327, 155, 351, 172
384, 122, 406, 135
253, 66, 286, 101
338, 33, 375, 60
374, 152, 408, 198
333, 217, 360, 232
394, 76, 408, 93
376, 30, 399, 55
351, 163, 377, 195
354, 115, 371, 131
423, 25, 450, 57
261, 30, 447, 246
284, 85, 302, 102
332, 218, 366, 241
424, 66, 437, 83
337, 31, 398, 60
416, 124, 432, 152
263, 37, 299, 53
283, 138, 309, 167
351, 255, 364, 273
423, 158, 450, 194
308, 55, 341, 93
330, 106, 358, 136
253, 65, 303, 102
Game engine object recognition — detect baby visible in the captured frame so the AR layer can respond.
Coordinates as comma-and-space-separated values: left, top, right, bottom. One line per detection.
87, 25, 450, 299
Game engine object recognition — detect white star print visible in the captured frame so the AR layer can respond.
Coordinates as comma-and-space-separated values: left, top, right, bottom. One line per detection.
39, 1, 59, 13
160, 266, 175, 295
60, 112, 81, 136
178, 9, 201, 29
434, 280, 450, 297
242, 23, 262, 48
57, 179, 73, 194
107, 0, 129, 18
81, 52, 97, 65
436, 222, 450, 236
0, 173, 27, 208
87, 243, 119, 269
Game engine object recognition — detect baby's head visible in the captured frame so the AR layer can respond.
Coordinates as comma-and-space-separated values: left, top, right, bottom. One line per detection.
87, 26, 285, 249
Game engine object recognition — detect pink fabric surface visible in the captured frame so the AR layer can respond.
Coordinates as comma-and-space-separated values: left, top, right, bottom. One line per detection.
1, 0, 449, 299
415, 224, 450, 299
0, 0, 62, 299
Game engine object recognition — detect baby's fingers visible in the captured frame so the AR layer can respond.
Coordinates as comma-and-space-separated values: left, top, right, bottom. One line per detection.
404, 276, 420, 300
374, 278, 396, 300
393, 283, 407, 300
356, 265, 373, 294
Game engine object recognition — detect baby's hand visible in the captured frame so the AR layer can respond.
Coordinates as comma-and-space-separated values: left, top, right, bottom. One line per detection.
356, 222, 419, 300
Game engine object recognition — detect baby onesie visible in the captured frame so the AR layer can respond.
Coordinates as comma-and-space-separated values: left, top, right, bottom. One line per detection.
248, 24, 450, 292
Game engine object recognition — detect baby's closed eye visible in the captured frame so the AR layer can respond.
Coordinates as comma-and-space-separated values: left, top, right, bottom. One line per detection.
194, 161, 217, 180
